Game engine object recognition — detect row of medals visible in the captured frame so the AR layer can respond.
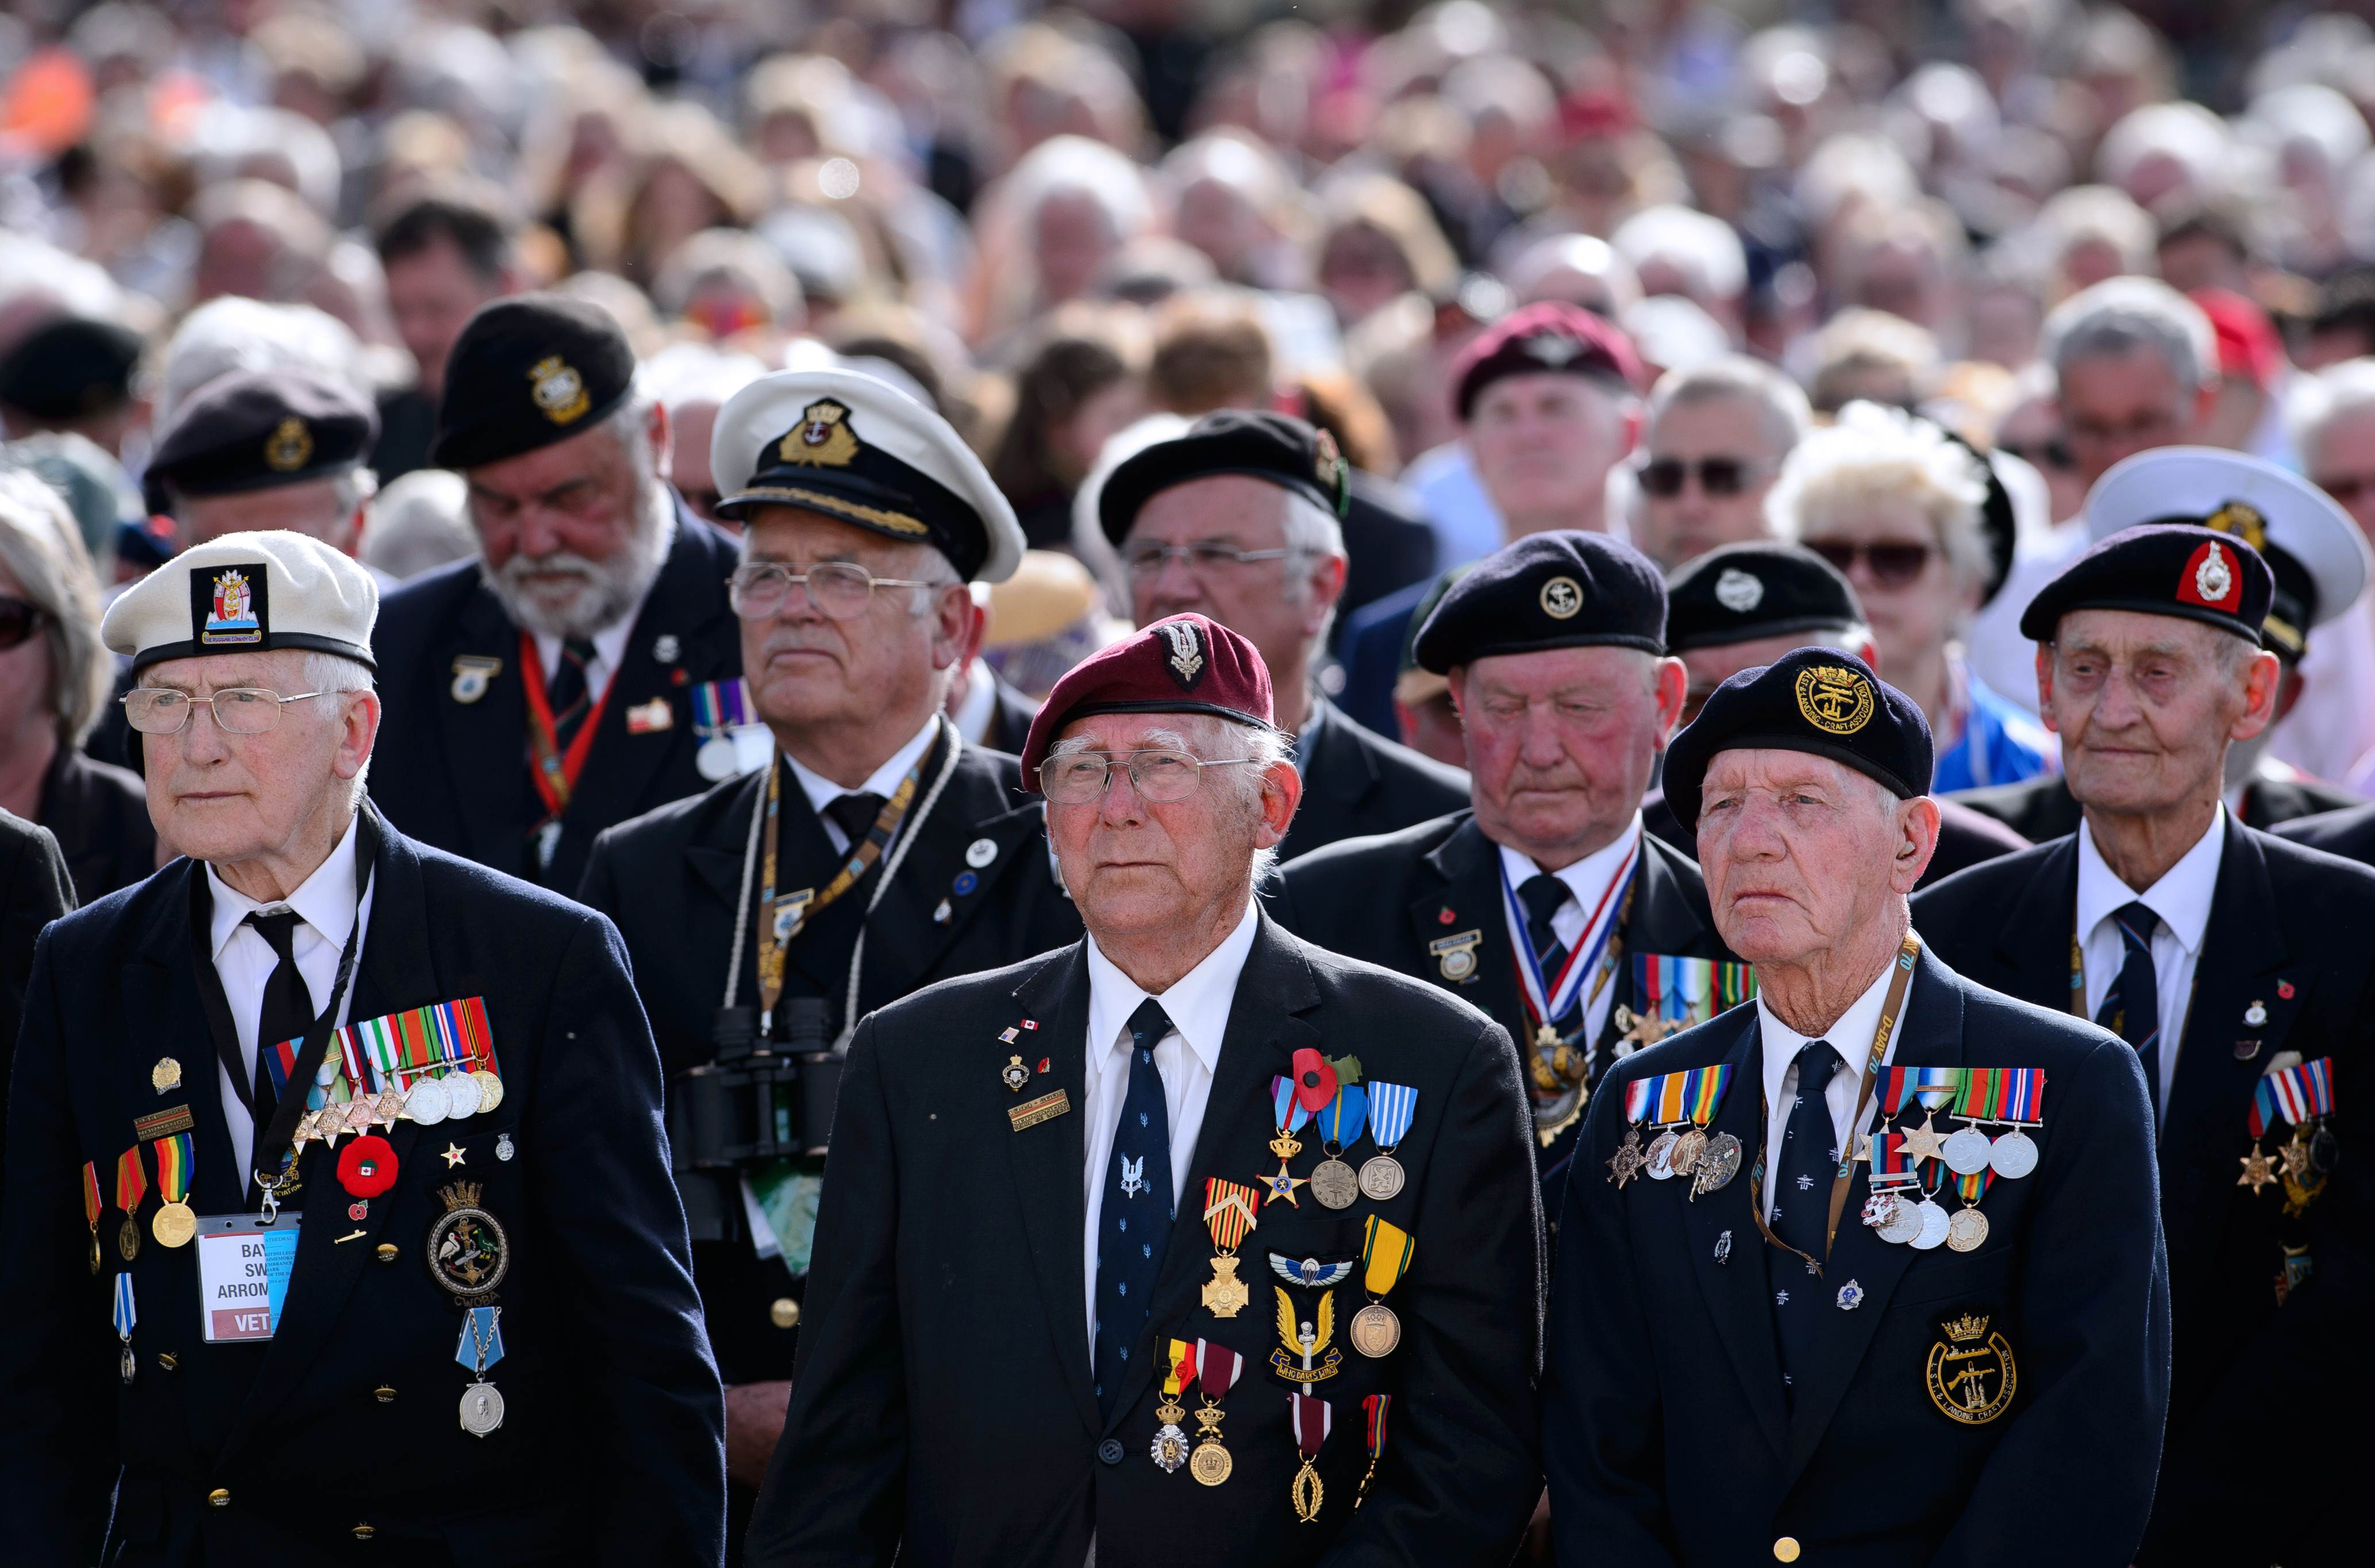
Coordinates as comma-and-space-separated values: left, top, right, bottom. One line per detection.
1608, 1123, 1742, 1200
293, 1067, 505, 1148
1861, 1116, 2037, 1253
1152, 1130, 1406, 1485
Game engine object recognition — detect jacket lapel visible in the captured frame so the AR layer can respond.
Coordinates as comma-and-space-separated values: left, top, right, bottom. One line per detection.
1297, 698, 1378, 813
1673, 1008, 1789, 1457
429, 584, 531, 877
1007, 946, 1099, 1438
1989, 835, 2080, 1008
2159, 819, 2291, 1264
1783, 945, 1964, 1486
1405, 815, 1522, 1033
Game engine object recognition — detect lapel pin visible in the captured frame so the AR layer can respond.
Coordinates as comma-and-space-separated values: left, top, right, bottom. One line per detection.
953, 872, 979, 897
2244, 1000, 2268, 1026
1437, 906, 1456, 925
933, 899, 952, 924
966, 838, 998, 868
1000, 1027, 1019, 1043
1837, 1280, 1864, 1310
1038, 1057, 1050, 1073
1001, 1055, 1030, 1092
495, 1134, 514, 1162
1713, 1230, 1731, 1264
2278, 980, 2296, 999
1022, 1019, 1038, 1031
450, 655, 501, 704
2234, 1039, 2262, 1061
625, 696, 675, 735
653, 633, 680, 663
348, 1201, 369, 1221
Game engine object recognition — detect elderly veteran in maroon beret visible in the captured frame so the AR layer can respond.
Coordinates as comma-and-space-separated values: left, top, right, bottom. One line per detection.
749, 612, 1542, 1568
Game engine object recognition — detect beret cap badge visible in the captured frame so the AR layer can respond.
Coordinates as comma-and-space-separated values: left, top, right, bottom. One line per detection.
1539, 576, 1584, 619
263, 417, 313, 473
2184, 540, 2239, 610
197, 565, 266, 647
528, 356, 591, 425
781, 398, 861, 468
1795, 664, 1874, 735
1160, 619, 1207, 690
1714, 568, 1765, 612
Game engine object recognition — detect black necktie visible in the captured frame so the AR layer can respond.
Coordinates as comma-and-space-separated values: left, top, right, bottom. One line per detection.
1095, 999, 1176, 1420
245, 911, 313, 1129
1517, 873, 1572, 973
1768, 1038, 1842, 1400
2097, 900, 2163, 1121
546, 637, 599, 748
825, 792, 887, 850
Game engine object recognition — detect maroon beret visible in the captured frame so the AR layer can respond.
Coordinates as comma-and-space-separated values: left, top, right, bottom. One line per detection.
1452, 300, 1644, 421
1018, 612, 1277, 785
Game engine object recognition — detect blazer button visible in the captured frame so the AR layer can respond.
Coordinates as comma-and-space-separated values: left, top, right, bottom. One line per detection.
353, 1523, 376, 1541
208, 1488, 230, 1508
374, 1385, 397, 1404
1773, 1538, 1800, 1563
375, 1243, 399, 1263
770, 1298, 800, 1330
1096, 1439, 1126, 1466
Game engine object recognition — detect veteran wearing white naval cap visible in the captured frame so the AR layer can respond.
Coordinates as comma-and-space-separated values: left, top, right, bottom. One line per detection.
0, 531, 725, 1564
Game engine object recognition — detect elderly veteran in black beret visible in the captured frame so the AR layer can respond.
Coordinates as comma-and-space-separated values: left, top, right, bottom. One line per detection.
576, 369, 1083, 1539
1642, 542, 2027, 890
1098, 409, 1469, 862
1914, 497, 2375, 1566
749, 611, 1542, 1568
1547, 646, 2169, 1567
368, 294, 743, 890
146, 369, 382, 561
1274, 532, 1733, 1207
1953, 448, 2369, 840
0, 531, 726, 1565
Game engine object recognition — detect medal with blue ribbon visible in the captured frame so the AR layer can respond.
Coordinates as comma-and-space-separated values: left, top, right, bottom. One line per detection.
1308, 1085, 1369, 1210
1261, 1075, 1317, 1207
1357, 1082, 1416, 1201
112, 1272, 136, 1385
456, 1304, 507, 1437
1500, 838, 1638, 1142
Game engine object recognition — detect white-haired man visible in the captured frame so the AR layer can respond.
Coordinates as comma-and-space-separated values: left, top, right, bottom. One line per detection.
1094, 409, 1469, 861
749, 611, 1542, 1565
0, 531, 725, 1562
369, 295, 742, 891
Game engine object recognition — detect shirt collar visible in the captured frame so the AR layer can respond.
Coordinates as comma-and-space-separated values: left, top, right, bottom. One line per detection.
1496, 814, 1645, 911
952, 664, 998, 745
2076, 804, 2225, 957
207, 812, 364, 961
1756, 947, 1901, 1111
1084, 899, 1261, 1081
782, 714, 941, 819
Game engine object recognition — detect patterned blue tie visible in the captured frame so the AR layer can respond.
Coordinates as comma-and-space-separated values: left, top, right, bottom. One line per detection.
1094, 998, 1176, 1420
1767, 1038, 1841, 1401
2096, 901, 2162, 1122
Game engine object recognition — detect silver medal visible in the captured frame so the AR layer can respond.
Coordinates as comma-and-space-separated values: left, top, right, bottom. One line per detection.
440, 1071, 484, 1120
1910, 1199, 1951, 1250
1941, 1125, 1995, 1176
1357, 1155, 1404, 1201
696, 735, 740, 781
495, 1133, 515, 1162
406, 1075, 451, 1126
1644, 1130, 1680, 1181
459, 1380, 506, 1436
1988, 1128, 2038, 1180
1310, 1158, 1359, 1210
1689, 1132, 1742, 1199
1879, 1196, 1924, 1245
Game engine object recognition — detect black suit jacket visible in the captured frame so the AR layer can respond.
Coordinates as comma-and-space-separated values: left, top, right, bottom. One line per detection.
1270, 811, 1730, 1202
0, 815, 725, 1565
1545, 946, 2169, 1567
579, 731, 1084, 1384
1335, 471, 1439, 646
1912, 821, 2375, 1565
1642, 788, 2026, 891
1280, 698, 1470, 864
979, 674, 1039, 758
367, 509, 744, 891
37, 743, 155, 904
1, 810, 73, 1169
748, 914, 1543, 1567
2272, 799, 2375, 868
1949, 772, 2363, 842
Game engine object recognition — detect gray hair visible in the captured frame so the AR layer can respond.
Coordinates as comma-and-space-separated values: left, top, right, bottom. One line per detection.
1646, 355, 1812, 458
1611, 205, 1749, 306
361, 469, 477, 580
301, 650, 376, 804
0, 471, 111, 745
1768, 400, 1993, 595
2043, 277, 2215, 393
2289, 357, 2375, 465
153, 298, 370, 432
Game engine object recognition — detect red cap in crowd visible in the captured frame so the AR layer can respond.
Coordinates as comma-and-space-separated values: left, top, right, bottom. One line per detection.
2189, 287, 2284, 394
1018, 613, 1277, 784
1451, 300, 1645, 421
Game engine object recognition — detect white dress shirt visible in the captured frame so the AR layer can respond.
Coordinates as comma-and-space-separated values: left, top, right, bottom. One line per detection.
1756, 951, 1911, 1222
206, 815, 375, 1177
782, 714, 941, 855
1080, 900, 1260, 1358
1496, 814, 1644, 1049
2075, 807, 2224, 1111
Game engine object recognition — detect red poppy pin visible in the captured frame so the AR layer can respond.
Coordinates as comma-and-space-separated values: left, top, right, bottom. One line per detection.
337, 1134, 399, 1199
2278, 980, 2295, 999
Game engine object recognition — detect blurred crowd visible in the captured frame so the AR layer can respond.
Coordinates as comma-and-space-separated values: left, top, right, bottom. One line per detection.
15, 0, 2375, 876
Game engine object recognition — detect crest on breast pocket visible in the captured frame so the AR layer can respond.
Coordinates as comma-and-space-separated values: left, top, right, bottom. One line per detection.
1924, 1309, 2016, 1425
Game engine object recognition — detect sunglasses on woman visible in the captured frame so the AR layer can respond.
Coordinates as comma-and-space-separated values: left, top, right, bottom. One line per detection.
0, 596, 47, 651
1802, 540, 1935, 588
1637, 456, 1772, 498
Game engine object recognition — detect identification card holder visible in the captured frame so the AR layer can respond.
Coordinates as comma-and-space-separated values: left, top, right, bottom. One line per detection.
194, 1213, 300, 1342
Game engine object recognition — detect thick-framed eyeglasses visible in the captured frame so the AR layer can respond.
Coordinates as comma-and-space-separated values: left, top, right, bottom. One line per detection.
727, 560, 944, 621
1121, 541, 1298, 577
1038, 749, 1260, 803
1801, 540, 1935, 588
1637, 456, 1774, 498
0, 596, 46, 651
121, 687, 334, 735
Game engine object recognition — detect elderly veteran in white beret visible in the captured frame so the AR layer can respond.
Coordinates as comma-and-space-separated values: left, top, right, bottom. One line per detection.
0, 531, 726, 1564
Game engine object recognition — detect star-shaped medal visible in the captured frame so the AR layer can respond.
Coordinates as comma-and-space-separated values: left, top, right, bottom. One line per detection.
1897, 1113, 1950, 1165
2278, 1132, 2317, 1183
2237, 1144, 2280, 1195
1261, 1158, 1307, 1207
441, 1142, 468, 1169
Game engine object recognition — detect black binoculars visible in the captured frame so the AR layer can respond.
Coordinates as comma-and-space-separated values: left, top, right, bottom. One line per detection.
667, 998, 842, 1244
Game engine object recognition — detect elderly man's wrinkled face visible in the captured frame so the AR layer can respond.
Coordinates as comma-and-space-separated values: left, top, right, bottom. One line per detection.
2039, 609, 2274, 819
140, 649, 376, 870
1697, 750, 1930, 965
1457, 645, 1685, 865
1044, 712, 1297, 943
467, 403, 673, 640
737, 509, 966, 735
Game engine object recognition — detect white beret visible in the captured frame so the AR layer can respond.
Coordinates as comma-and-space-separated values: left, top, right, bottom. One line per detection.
102, 530, 378, 673
710, 367, 1025, 584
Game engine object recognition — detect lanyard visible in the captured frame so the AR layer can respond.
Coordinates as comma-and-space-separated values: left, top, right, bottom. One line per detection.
754, 748, 926, 1020
1499, 836, 1639, 1039
519, 629, 611, 822
1749, 931, 1920, 1273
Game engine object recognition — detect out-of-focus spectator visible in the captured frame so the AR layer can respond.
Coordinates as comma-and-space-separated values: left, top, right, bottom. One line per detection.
2191, 287, 2291, 464
358, 468, 477, 582
374, 184, 522, 480
145, 368, 378, 557
653, 229, 805, 344
0, 318, 144, 458
642, 342, 770, 529
2046, 276, 2216, 489
1313, 172, 1461, 330
988, 315, 1148, 550
0, 471, 154, 901
1611, 205, 1748, 344
1500, 232, 1642, 317
1804, 308, 1939, 415
1453, 300, 1643, 549
1629, 356, 1810, 572
2285, 360, 2375, 789
1277, 368, 1438, 637
1145, 291, 1273, 415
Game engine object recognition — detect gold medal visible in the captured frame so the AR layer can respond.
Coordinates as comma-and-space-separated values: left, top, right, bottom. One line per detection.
152, 1201, 196, 1249
1201, 1255, 1250, 1317
150, 1057, 181, 1093
1945, 1205, 1988, 1252
1291, 1455, 1325, 1523
1349, 1302, 1401, 1358
88, 1234, 102, 1276
2238, 1143, 2280, 1194
470, 1070, 505, 1115
1190, 1436, 1233, 1485
1668, 1127, 1708, 1177
117, 1214, 140, 1263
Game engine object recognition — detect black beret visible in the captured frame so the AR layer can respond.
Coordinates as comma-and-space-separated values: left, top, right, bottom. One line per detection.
2017, 523, 2273, 646
430, 295, 637, 469
1665, 542, 1862, 653
1661, 646, 1933, 833
149, 369, 379, 498
0, 317, 143, 420
1412, 530, 1666, 673
1097, 410, 1350, 544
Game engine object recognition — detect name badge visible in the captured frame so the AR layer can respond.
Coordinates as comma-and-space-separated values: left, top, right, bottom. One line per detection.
195, 1215, 300, 1342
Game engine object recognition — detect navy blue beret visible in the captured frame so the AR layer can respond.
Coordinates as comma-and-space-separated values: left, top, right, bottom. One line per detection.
2018, 522, 2273, 646
1660, 646, 1933, 832
1664, 541, 1861, 653
1411, 530, 1665, 673
149, 368, 379, 498
432, 294, 637, 469
1098, 410, 1350, 544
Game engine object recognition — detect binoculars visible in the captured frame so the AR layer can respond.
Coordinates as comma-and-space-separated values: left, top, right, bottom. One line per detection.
667, 998, 842, 1245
